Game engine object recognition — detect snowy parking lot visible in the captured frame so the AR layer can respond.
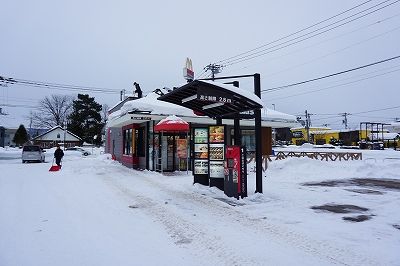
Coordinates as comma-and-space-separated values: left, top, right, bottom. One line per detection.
0, 147, 399, 265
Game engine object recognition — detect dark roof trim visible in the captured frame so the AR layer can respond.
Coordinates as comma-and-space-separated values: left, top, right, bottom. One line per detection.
157, 80, 263, 119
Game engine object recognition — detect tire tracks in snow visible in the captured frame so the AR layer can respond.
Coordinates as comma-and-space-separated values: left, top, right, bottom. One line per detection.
99, 173, 257, 266
138, 175, 379, 266
97, 165, 378, 266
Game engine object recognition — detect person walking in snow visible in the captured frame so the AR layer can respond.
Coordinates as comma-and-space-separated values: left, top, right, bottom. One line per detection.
54, 144, 64, 168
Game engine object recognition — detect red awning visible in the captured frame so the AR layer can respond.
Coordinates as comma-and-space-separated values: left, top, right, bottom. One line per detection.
154, 115, 189, 132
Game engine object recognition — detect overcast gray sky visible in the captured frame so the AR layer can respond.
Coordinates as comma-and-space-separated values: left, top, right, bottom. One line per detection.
1, 0, 399, 129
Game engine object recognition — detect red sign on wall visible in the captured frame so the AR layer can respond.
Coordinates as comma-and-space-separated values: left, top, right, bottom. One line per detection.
225, 146, 241, 194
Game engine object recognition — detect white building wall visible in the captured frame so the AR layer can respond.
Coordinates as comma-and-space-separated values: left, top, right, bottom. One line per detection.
36, 128, 80, 142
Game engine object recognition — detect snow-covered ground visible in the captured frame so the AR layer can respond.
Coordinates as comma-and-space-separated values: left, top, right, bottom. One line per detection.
0, 146, 399, 265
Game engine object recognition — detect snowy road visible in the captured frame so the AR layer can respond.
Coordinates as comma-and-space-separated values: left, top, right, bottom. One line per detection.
1, 150, 399, 265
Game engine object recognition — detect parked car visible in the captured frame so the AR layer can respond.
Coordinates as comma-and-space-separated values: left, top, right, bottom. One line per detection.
22, 145, 45, 163
66, 147, 91, 156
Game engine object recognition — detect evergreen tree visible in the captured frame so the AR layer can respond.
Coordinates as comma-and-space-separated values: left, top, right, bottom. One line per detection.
13, 124, 29, 146
68, 94, 104, 145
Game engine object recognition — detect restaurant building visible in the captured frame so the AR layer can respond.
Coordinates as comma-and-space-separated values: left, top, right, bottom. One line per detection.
105, 81, 298, 172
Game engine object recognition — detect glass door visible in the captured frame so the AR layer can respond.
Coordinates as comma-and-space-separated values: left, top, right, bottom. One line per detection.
161, 135, 175, 171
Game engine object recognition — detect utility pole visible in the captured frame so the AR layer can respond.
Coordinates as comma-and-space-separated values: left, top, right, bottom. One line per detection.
120, 89, 126, 101
204, 64, 223, 80
340, 112, 349, 129
305, 110, 310, 143
29, 112, 33, 138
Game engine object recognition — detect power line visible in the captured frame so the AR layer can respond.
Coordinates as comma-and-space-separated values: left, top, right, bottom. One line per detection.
351, 114, 399, 119
262, 55, 400, 93
263, 22, 400, 78
219, 0, 399, 67
0, 75, 121, 94
216, 0, 375, 64
267, 66, 400, 100
0, 103, 37, 108
222, 13, 400, 76
352, 105, 400, 114
298, 107, 400, 125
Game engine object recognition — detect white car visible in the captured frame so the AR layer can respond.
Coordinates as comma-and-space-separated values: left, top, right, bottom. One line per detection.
66, 147, 91, 156
22, 145, 45, 163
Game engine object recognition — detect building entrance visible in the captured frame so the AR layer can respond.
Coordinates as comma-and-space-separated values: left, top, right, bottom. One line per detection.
155, 134, 189, 172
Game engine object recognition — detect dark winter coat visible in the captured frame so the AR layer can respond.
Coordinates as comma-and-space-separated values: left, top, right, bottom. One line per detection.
54, 148, 64, 159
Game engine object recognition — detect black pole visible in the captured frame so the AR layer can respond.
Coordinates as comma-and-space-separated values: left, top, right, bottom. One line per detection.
232, 81, 241, 146
152, 121, 155, 170
254, 73, 263, 193
199, 74, 255, 81
173, 135, 176, 171
146, 121, 150, 170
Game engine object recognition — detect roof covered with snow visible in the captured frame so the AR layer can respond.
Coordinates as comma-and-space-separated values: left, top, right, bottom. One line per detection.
107, 87, 298, 128
33, 125, 82, 141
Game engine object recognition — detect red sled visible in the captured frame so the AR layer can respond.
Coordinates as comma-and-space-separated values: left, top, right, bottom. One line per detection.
49, 165, 60, 171
49, 158, 61, 171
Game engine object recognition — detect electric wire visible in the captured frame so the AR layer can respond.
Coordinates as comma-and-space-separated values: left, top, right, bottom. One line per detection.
220, 0, 399, 67
264, 23, 400, 78
262, 55, 400, 93
0, 103, 38, 108
267, 63, 400, 101
216, 0, 376, 64
351, 114, 399, 119
268, 67, 400, 101
0, 75, 121, 94
352, 105, 400, 114
222, 14, 400, 77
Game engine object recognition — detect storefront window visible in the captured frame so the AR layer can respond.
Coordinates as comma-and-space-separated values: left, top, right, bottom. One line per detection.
123, 128, 134, 155
136, 127, 145, 157
242, 132, 255, 152
230, 129, 256, 152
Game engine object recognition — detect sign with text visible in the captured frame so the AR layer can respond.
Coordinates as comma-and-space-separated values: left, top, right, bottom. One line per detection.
193, 128, 209, 183
194, 128, 208, 143
209, 161, 224, 178
194, 160, 208, 174
197, 87, 232, 104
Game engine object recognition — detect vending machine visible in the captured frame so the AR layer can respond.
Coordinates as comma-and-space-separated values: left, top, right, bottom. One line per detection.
224, 145, 247, 199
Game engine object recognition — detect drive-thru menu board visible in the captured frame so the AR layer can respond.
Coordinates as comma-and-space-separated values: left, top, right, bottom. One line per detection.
194, 160, 208, 174
209, 126, 225, 178
193, 128, 209, 175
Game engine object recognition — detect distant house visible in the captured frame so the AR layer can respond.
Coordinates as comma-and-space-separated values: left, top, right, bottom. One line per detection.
32, 126, 82, 148
0, 126, 17, 147
4, 127, 17, 147
0, 126, 5, 147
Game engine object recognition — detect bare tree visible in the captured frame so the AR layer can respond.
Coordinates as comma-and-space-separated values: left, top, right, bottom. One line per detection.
32, 95, 74, 128
101, 103, 109, 124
